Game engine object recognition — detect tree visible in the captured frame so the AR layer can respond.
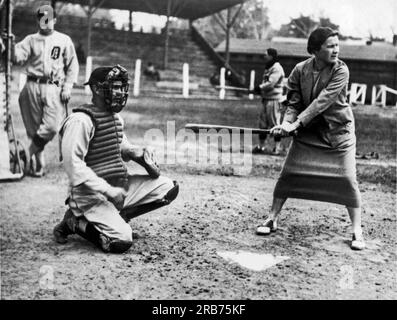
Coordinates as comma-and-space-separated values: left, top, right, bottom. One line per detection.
278, 15, 318, 38
277, 15, 340, 38
319, 17, 339, 31
193, 14, 228, 47
194, 0, 272, 46
232, 0, 271, 40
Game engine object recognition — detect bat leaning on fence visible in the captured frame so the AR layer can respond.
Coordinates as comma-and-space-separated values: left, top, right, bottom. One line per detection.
184, 123, 297, 137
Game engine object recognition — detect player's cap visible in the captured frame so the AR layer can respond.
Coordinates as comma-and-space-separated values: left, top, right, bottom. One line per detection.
84, 65, 128, 85
84, 67, 113, 85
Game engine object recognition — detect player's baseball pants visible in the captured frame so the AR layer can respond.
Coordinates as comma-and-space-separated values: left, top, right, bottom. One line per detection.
68, 175, 175, 242
18, 81, 64, 142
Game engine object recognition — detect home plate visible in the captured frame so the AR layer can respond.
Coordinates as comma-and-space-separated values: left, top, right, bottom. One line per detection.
217, 250, 290, 271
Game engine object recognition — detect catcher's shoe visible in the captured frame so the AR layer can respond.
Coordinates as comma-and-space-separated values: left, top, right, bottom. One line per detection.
53, 210, 75, 244
98, 234, 133, 254
351, 233, 366, 250
256, 218, 278, 235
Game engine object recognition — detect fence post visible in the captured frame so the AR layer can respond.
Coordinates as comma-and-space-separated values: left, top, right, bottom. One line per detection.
380, 85, 386, 107
358, 84, 367, 104
383, 86, 397, 107
349, 83, 357, 104
349, 83, 367, 105
84, 56, 92, 95
183, 63, 189, 98
249, 70, 255, 100
371, 85, 377, 105
219, 68, 225, 100
133, 59, 141, 97
371, 85, 387, 107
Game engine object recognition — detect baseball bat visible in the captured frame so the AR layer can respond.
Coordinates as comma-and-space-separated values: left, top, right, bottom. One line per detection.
185, 123, 270, 134
185, 123, 296, 137
215, 85, 262, 94
215, 85, 250, 92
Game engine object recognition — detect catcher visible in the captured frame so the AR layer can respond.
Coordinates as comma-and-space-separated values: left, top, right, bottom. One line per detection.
53, 65, 179, 253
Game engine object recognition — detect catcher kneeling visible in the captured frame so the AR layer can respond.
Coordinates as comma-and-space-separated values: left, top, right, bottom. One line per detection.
53, 65, 179, 253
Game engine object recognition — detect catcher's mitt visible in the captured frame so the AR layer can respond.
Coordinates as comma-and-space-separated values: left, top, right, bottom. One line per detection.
133, 147, 160, 179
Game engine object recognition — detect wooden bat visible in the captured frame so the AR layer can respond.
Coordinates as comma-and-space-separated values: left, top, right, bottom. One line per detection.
215, 85, 250, 92
185, 123, 270, 134
185, 123, 296, 137
215, 85, 262, 94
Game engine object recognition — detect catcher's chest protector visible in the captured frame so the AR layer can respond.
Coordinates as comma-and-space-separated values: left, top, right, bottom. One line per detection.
73, 104, 127, 182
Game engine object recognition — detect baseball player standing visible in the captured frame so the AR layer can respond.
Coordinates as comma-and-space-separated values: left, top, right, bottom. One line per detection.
11, 5, 79, 176
252, 48, 285, 155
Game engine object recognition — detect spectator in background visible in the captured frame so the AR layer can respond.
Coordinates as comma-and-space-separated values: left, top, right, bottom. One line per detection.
143, 62, 161, 81
209, 66, 245, 88
253, 48, 285, 155
210, 68, 232, 86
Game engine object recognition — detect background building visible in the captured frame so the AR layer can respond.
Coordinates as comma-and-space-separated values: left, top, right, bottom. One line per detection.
215, 36, 397, 104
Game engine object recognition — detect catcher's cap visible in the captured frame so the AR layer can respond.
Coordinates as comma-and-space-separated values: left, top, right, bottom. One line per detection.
84, 65, 128, 85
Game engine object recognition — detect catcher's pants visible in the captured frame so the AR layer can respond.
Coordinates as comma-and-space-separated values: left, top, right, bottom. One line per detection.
19, 80, 64, 142
68, 174, 175, 242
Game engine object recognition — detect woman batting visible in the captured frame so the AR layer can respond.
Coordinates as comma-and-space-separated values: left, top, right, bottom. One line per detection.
256, 27, 365, 251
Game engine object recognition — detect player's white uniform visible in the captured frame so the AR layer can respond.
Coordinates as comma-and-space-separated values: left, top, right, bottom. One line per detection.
14, 30, 79, 142
59, 112, 174, 242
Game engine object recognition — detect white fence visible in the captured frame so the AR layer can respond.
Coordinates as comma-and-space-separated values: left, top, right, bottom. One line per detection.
45, 57, 396, 106
371, 85, 397, 107
348, 82, 397, 107
217, 67, 256, 100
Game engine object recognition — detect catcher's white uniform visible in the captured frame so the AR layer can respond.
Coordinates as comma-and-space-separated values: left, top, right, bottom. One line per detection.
60, 112, 174, 242
14, 30, 79, 141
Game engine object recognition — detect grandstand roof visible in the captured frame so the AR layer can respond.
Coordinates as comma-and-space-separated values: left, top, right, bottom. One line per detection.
57, 0, 247, 20
215, 38, 397, 62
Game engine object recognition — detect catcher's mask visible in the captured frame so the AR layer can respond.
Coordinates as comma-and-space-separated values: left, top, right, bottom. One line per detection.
85, 65, 129, 113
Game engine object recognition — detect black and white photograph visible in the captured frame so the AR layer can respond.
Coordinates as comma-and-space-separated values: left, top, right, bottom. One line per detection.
0, 0, 396, 303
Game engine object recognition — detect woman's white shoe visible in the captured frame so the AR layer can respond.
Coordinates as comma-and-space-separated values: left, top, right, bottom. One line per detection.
351, 233, 366, 250
256, 218, 277, 235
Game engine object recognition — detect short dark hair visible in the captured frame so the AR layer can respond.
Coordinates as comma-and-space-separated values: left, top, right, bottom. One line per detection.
267, 48, 278, 61
307, 27, 338, 54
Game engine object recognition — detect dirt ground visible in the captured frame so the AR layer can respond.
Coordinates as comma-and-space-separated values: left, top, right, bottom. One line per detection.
1, 166, 396, 300
1, 92, 396, 300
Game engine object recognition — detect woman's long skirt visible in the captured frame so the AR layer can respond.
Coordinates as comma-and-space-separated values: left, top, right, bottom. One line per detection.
273, 130, 361, 208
